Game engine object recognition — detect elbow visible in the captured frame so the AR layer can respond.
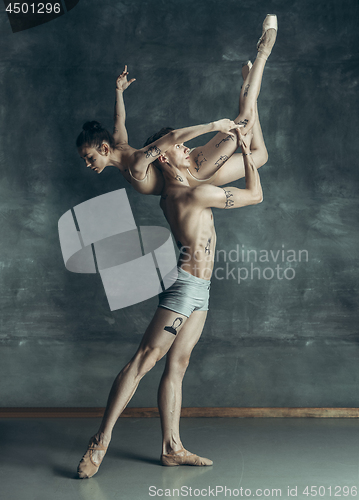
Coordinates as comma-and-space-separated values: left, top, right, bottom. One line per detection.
252, 147, 268, 168
258, 150, 268, 168
167, 129, 177, 143
261, 150, 269, 167
252, 191, 263, 205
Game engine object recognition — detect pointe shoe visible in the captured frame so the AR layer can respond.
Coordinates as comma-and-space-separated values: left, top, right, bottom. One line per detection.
161, 448, 213, 467
77, 436, 108, 479
257, 14, 278, 57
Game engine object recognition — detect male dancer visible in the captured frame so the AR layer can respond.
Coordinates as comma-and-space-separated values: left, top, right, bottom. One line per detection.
77, 15, 276, 478
78, 126, 262, 478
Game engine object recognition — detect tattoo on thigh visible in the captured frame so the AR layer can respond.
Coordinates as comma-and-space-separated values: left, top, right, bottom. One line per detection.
222, 188, 234, 208
215, 135, 235, 148
237, 119, 249, 128
144, 145, 161, 158
194, 152, 207, 172
243, 84, 250, 98
205, 238, 211, 255
175, 174, 184, 182
215, 155, 229, 168
164, 317, 183, 335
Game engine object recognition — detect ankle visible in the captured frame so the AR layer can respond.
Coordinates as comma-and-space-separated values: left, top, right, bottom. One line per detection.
163, 438, 183, 455
94, 432, 111, 447
257, 52, 269, 62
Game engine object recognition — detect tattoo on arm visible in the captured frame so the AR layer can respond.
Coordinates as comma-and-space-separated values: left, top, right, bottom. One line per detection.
215, 155, 229, 168
194, 151, 207, 172
215, 135, 235, 148
144, 145, 161, 158
222, 188, 234, 209
243, 84, 250, 98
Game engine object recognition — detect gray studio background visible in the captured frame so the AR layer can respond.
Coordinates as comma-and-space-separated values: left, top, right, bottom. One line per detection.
0, 0, 358, 407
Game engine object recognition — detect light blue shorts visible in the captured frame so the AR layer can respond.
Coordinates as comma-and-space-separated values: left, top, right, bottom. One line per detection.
158, 267, 211, 318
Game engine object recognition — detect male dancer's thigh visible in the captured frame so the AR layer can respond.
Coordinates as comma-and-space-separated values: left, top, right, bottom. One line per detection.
138, 306, 189, 354
166, 310, 208, 360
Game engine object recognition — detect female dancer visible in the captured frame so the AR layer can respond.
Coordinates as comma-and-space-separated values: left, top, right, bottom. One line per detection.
76, 14, 277, 194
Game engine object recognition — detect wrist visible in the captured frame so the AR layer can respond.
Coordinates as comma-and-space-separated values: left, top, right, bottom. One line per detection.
209, 121, 216, 132
115, 88, 124, 93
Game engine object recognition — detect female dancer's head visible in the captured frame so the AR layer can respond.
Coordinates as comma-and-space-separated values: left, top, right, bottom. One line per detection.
76, 121, 115, 174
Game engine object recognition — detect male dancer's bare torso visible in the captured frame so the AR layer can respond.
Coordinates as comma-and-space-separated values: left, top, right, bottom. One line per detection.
160, 183, 217, 280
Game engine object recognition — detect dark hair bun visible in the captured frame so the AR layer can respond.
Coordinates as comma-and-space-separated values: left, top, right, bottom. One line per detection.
82, 121, 102, 132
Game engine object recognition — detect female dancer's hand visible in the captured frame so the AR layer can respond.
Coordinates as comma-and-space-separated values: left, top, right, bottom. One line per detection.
116, 65, 136, 92
212, 118, 242, 136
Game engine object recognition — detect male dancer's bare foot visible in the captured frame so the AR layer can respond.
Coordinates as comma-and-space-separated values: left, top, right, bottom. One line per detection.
77, 433, 110, 479
161, 448, 213, 466
257, 14, 277, 60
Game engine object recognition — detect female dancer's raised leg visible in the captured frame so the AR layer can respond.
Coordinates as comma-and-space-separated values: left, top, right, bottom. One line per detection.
236, 14, 277, 132
188, 14, 277, 181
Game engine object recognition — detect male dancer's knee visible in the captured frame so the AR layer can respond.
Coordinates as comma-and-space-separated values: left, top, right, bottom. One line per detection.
167, 355, 191, 380
134, 346, 166, 379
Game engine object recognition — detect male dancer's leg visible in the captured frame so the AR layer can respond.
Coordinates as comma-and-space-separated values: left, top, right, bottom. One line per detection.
77, 307, 188, 478
188, 17, 276, 181
157, 310, 212, 465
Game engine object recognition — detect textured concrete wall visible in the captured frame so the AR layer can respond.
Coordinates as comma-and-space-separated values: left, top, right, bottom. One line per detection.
0, 0, 359, 407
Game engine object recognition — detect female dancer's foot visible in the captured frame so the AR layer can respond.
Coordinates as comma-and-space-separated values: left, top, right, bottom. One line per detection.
257, 14, 278, 60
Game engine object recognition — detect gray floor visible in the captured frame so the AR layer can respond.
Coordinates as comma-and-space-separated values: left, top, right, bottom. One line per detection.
1, 417, 358, 500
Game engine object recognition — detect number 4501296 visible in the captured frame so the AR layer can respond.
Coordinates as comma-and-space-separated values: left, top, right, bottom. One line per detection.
5, 3, 61, 14
303, 486, 357, 496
